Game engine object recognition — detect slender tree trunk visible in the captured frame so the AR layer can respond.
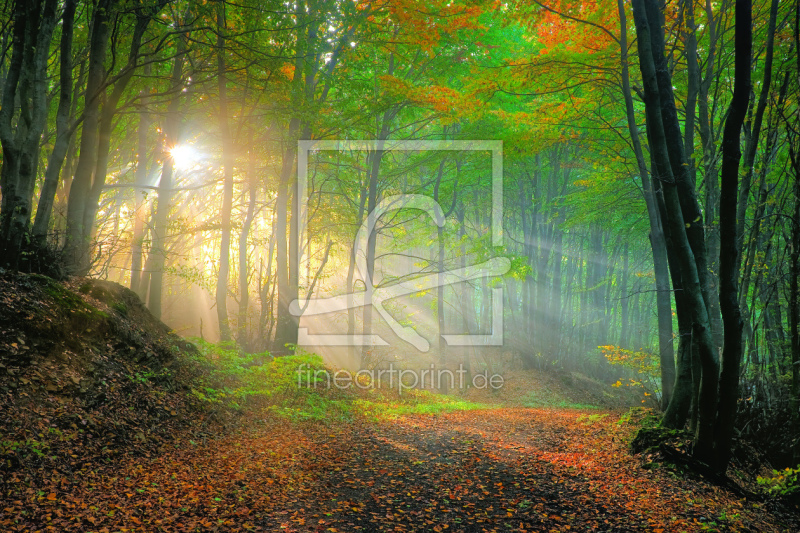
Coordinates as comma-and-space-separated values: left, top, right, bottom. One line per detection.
238, 149, 257, 349
216, 2, 234, 342
789, 143, 800, 464
617, 0, 675, 405
258, 228, 276, 347
697, 0, 724, 352
347, 178, 368, 364
273, 2, 308, 352
735, 0, 779, 258
274, 117, 300, 353
714, 0, 751, 474
63, 0, 122, 272
787, 0, 800, 463
433, 156, 451, 391
619, 243, 629, 349
148, 32, 186, 319
456, 202, 474, 378
81, 12, 153, 257
32, 0, 77, 242
361, 125, 389, 367
54, 59, 87, 246
130, 63, 152, 299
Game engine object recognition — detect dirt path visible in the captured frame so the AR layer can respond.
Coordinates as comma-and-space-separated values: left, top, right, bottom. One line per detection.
3, 408, 796, 532
258, 409, 792, 532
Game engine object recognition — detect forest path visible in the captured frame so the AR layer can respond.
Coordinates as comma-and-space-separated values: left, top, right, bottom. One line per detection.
5, 408, 792, 532
254, 408, 777, 532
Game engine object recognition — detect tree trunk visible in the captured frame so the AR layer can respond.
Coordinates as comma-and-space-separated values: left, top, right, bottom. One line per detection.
81, 12, 153, 258
32, 0, 77, 242
713, 0, 751, 475
0, 0, 60, 269
346, 173, 368, 357
697, 0, 724, 353
360, 129, 389, 367
789, 141, 800, 465
617, 0, 675, 405
632, 0, 718, 459
216, 2, 234, 343
619, 243, 629, 349
735, 0, 779, 260
130, 63, 152, 299
238, 148, 257, 349
63, 0, 116, 272
148, 31, 186, 319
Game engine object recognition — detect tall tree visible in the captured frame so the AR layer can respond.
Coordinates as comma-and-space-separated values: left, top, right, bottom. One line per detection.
0, 0, 60, 269
216, 0, 234, 342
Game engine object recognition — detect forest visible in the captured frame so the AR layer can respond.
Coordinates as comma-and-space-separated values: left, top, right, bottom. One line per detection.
1, 0, 800, 530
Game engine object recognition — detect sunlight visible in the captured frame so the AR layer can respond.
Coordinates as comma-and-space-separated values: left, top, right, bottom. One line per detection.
169, 144, 199, 170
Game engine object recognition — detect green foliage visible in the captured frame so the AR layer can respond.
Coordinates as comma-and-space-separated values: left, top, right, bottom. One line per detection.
353, 389, 490, 420
616, 406, 660, 428
757, 466, 800, 497
188, 339, 336, 415
600, 345, 661, 401
187, 339, 490, 423
1, 438, 48, 458
164, 265, 214, 295
576, 413, 608, 425
127, 368, 173, 385
614, 407, 668, 451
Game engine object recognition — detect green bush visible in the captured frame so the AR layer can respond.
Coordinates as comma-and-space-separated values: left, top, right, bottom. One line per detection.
186, 339, 350, 421
758, 466, 800, 497
186, 340, 490, 423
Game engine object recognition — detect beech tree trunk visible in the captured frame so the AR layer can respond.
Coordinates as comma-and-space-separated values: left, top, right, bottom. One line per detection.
148, 31, 186, 319
616, 0, 675, 408
0, 0, 59, 268
238, 147, 257, 349
714, 0, 751, 474
632, 0, 718, 461
32, 0, 77, 243
130, 63, 152, 299
216, 2, 234, 342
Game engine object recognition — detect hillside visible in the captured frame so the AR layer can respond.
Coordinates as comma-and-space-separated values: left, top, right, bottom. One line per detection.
0, 271, 213, 484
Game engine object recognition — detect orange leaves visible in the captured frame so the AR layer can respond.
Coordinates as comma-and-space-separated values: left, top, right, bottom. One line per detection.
379, 76, 486, 123
279, 64, 295, 81
384, 0, 486, 54
525, 0, 619, 55
2, 404, 790, 531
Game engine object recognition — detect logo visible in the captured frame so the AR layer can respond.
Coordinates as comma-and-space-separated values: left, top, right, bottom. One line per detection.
291, 140, 507, 352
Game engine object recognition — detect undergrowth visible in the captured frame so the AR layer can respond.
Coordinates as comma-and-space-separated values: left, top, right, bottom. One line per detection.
187, 339, 490, 423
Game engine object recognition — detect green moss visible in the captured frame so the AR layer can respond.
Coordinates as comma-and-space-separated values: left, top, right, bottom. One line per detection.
34, 276, 109, 321
353, 391, 491, 421
186, 340, 492, 423
630, 426, 692, 455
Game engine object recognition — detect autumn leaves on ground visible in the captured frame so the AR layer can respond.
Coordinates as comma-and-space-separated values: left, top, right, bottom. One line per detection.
1, 272, 798, 532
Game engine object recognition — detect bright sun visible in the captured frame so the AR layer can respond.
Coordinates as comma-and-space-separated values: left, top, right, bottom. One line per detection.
170, 144, 199, 170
